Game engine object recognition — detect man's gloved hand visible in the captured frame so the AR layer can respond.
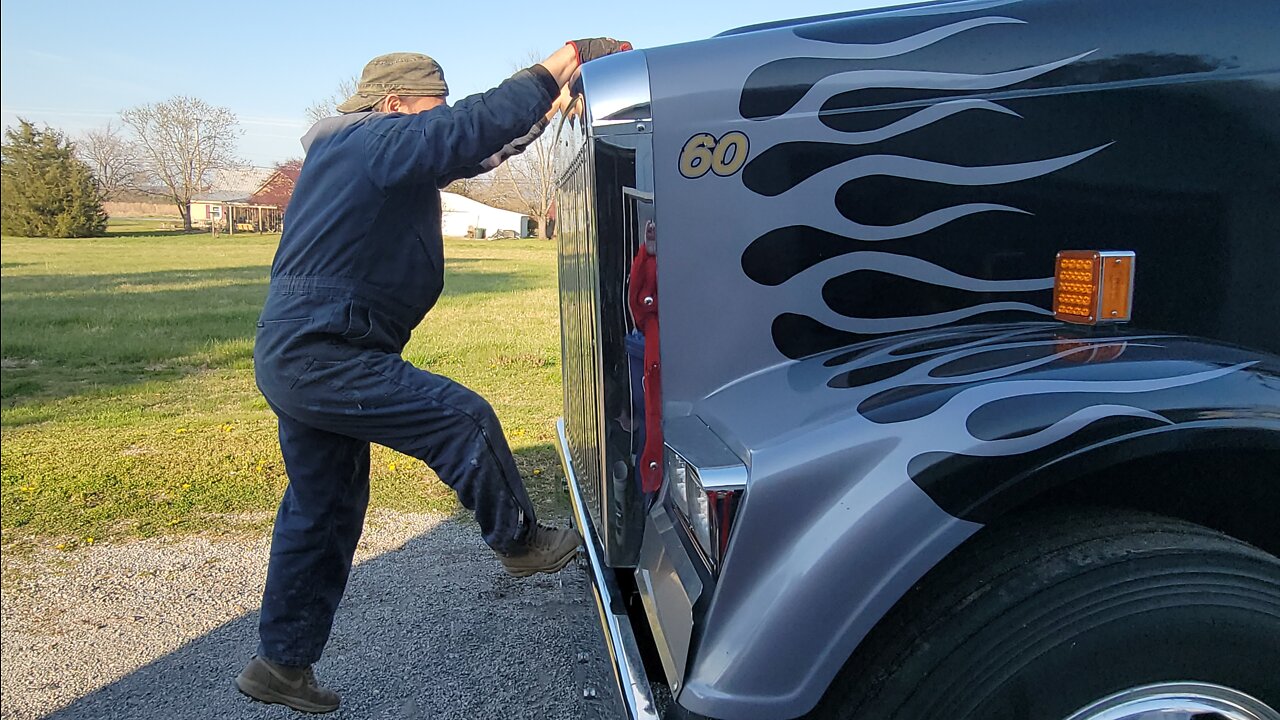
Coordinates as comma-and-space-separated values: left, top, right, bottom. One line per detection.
568, 38, 634, 65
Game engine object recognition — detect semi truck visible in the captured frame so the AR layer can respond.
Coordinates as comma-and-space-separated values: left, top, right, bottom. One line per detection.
551, 1, 1280, 718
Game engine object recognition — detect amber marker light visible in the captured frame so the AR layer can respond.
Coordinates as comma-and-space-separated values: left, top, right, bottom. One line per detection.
1054, 250, 1136, 325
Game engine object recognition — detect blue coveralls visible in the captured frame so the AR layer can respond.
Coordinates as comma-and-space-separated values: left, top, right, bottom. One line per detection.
253, 66, 559, 668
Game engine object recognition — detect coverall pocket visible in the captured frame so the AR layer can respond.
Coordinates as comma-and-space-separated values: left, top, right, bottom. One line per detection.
341, 302, 374, 343
256, 316, 310, 328
288, 357, 343, 390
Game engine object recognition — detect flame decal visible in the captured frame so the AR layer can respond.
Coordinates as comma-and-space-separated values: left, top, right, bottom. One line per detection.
734, 14, 1113, 359
822, 328, 1252, 488
740, 16, 1031, 119
794, 50, 1096, 119
704, 323, 1260, 521
755, 144, 1110, 209
865, 339, 1252, 487
744, 99, 1024, 195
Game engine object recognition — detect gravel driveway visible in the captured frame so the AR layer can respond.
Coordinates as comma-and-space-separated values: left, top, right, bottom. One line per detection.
1, 511, 621, 720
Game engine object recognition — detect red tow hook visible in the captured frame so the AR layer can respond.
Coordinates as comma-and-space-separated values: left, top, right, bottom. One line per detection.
628, 221, 663, 493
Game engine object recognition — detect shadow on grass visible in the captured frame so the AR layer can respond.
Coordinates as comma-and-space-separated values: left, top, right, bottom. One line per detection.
512, 442, 572, 518
1, 261, 546, 410
0, 266, 270, 412
0, 266, 270, 297
442, 263, 546, 297
35, 518, 619, 720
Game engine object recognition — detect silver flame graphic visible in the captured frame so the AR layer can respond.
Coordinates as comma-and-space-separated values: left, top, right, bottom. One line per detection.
786, 50, 1097, 118
781, 16, 1028, 59
786, 253, 1054, 334
709, 324, 1255, 484
734, 15, 1113, 338
764, 143, 1112, 241
820, 328, 1254, 461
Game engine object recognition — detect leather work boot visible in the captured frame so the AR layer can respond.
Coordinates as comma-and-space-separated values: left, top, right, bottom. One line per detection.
499, 524, 583, 577
235, 656, 340, 713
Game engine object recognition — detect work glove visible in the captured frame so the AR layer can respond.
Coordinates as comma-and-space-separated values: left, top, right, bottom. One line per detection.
568, 38, 634, 64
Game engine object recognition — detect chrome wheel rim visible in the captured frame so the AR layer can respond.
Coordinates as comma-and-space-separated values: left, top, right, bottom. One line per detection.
1062, 682, 1279, 720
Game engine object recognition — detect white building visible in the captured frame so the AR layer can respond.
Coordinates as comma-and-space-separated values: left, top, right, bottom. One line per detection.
440, 192, 532, 238
190, 167, 280, 231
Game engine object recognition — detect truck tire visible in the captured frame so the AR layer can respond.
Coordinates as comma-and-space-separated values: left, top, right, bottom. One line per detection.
810, 508, 1280, 720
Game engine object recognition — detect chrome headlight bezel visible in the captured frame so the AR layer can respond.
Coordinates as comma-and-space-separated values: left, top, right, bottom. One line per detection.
663, 439, 745, 573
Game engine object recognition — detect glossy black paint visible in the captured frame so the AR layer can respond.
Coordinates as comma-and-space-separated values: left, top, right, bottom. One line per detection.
772, 310, 1040, 360
822, 269, 1046, 320
736, 0, 1280, 362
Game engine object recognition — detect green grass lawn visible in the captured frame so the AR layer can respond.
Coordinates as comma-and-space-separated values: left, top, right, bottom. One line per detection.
1, 221, 566, 551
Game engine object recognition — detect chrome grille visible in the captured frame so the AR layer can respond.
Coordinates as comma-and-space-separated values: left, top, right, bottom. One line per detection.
558, 144, 606, 533
556, 64, 653, 565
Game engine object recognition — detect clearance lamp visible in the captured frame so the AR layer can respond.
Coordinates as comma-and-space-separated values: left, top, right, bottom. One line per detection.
1054, 250, 1136, 325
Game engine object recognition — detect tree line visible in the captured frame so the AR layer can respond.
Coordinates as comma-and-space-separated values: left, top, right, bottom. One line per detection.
2, 96, 242, 237
5, 59, 571, 240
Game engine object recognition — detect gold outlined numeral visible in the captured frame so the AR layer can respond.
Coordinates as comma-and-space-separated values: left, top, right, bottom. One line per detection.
679, 131, 750, 179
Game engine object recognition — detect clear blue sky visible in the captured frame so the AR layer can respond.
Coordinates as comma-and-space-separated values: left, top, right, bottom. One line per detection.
1, 0, 907, 166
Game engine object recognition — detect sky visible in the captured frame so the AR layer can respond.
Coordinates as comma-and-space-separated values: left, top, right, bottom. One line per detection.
1, 0, 910, 167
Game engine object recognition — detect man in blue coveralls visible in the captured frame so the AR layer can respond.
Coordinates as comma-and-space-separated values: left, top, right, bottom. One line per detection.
235, 39, 631, 713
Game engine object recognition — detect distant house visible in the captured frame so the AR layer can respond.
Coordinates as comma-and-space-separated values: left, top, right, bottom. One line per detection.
440, 192, 533, 238
190, 163, 301, 234
250, 160, 301, 210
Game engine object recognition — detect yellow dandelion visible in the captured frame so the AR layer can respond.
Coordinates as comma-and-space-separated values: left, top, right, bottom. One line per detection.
175, 428, 188, 434
388, 462, 397, 472
223, 424, 234, 432
55, 543, 67, 551
85, 537, 94, 545
181, 483, 191, 490
532, 469, 542, 476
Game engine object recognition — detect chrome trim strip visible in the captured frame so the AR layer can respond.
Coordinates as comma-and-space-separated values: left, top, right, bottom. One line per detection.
665, 416, 749, 491
693, 464, 748, 493
636, 505, 705, 695
557, 419, 660, 720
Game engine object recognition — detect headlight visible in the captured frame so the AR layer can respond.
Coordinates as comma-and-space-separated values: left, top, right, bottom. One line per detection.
687, 480, 712, 557
665, 446, 689, 516
664, 444, 743, 572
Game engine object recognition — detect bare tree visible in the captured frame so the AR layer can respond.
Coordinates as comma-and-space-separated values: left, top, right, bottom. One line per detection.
490, 51, 568, 228
78, 122, 144, 200
495, 122, 579, 225
442, 175, 486, 200
305, 76, 359, 125
121, 96, 243, 230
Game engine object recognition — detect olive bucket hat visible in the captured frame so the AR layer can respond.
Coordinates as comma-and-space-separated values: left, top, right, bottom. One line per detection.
336, 52, 450, 113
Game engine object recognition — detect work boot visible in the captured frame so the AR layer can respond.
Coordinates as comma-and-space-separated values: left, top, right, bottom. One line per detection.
498, 524, 582, 577
235, 656, 340, 714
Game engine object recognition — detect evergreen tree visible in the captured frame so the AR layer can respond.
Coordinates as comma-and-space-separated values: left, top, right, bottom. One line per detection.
1, 119, 108, 238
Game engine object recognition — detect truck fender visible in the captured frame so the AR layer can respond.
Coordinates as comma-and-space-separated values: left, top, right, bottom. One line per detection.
681, 329, 1279, 719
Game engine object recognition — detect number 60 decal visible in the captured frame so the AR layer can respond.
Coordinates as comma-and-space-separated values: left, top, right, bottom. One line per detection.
679, 131, 750, 179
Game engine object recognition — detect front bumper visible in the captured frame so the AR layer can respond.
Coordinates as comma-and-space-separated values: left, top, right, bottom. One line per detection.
556, 419, 661, 720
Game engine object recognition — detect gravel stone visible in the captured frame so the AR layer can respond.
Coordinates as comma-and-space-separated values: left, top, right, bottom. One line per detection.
1, 511, 622, 719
